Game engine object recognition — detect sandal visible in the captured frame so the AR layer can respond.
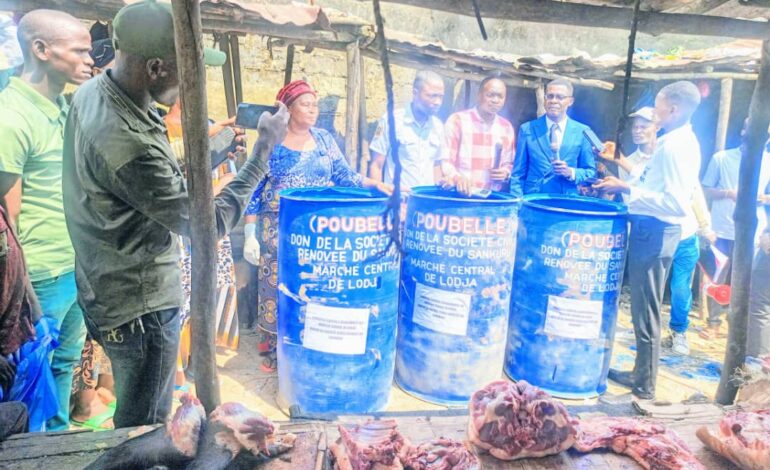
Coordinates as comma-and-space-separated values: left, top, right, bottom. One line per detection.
259, 352, 277, 373
70, 408, 115, 431
698, 327, 726, 340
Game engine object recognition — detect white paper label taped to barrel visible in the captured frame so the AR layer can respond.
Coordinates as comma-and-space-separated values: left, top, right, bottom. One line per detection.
544, 296, 602, 339
303, 303, 369, 355
413, 283, 471, 336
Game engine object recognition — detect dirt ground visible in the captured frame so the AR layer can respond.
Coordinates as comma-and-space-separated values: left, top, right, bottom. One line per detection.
212, 287, 728, 420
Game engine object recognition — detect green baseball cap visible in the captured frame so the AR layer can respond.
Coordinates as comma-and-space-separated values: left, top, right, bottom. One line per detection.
112, 0, 226, 67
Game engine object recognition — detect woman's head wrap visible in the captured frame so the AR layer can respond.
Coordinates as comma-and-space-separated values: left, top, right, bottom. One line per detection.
276, 80, 316, 107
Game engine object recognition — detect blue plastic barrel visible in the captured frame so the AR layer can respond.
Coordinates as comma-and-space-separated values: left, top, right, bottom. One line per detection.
277, 187, 399, 415
396, 187, 519, 406
504, 194, 628, 399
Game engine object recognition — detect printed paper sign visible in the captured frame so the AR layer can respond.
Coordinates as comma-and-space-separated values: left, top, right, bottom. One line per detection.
303, 303, 369, 355
544, 296, 603, 340
413, 283, 472, 336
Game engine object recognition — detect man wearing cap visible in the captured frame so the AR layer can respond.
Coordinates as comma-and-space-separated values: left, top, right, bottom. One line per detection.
595, 81, 704, 399
0, 9, 93, 431
601, 107, 657, 183
62, 0, 288, 428
510, 78, 597, 198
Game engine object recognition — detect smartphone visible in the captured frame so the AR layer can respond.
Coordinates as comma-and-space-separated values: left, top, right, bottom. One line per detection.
209, 127, 237, 170
583, 129, 605, 153
235, 103, 278, 129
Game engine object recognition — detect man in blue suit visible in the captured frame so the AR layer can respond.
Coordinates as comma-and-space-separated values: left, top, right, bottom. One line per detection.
510, 79, 597, 197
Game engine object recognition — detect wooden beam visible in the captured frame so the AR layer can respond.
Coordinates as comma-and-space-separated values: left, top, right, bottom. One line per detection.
716, 40, 770, 405
373, 0, 770, 39
345, 42, 363, 168
219, 33, 236, 117
284, 44, 296, 86
613, 71, 758, 80
229, 34, 243, 105
714, 78, 734, 152
358, 57, 369, 174
387, 41, 616, 90
360, 49, 539, 88
170, 0, 220, 413
0, 0, 363, 43
615, 0, 642, 159
535, 80, 545, 117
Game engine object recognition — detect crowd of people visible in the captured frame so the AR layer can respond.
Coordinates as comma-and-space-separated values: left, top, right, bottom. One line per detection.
0, 0, 769, 437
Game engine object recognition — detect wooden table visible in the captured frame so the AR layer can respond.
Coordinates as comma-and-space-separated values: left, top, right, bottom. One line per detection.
0, 403, 739, 469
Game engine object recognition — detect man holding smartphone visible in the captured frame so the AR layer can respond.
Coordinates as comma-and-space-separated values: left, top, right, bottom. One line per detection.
594, 81, 703, 400
510, 78, 597, 198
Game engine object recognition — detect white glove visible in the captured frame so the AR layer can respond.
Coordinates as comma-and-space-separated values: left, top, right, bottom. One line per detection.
243, 223, 260, 266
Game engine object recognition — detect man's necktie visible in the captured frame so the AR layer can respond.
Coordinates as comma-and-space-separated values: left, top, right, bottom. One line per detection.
550, 123, 561, 160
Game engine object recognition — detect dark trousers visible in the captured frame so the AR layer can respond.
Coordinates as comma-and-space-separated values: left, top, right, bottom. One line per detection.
748, 249, 770, 357
628, 216, 681, 396
0, 401, 28, 441
84, 308, 180, 429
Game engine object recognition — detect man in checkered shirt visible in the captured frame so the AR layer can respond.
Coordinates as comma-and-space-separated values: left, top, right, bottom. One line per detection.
439, 76, 516, 194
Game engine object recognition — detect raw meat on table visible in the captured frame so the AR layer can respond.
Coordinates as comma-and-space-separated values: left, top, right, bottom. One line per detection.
330, 419, 407, 470
467, 380, 576, 460
696, 408, 770, 470
574, 416, 705, 470
401, 437, 479, 470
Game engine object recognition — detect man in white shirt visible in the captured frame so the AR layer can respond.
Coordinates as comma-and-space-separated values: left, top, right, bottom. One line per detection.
369, 71, 445, 190
700, 127, 770, 338
595, 81, 703, 399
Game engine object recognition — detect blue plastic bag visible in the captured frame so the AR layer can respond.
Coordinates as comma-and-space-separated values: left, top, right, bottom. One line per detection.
1, 317, 60, 432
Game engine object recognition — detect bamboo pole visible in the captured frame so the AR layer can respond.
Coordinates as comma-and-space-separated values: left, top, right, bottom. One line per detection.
715, 78, 734, 152
170, 0, 221, 413
345, 41, 363, 167
716, 40, 770, 405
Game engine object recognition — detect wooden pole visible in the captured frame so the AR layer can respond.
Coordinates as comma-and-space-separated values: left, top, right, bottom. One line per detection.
358, 56, 368, 174
229, 34, 243, 106
284, 44, 295, 86
170, 0, 221, 413
535, 80, 545, 117
716, 40, 770, 405
219, 33, 236, 117
615, 0, 641, 159
715, 78, 734, 152
345, 41, 362, 167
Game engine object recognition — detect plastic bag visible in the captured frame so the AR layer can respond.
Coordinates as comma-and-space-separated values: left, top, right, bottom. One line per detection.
1, 317, 60, 432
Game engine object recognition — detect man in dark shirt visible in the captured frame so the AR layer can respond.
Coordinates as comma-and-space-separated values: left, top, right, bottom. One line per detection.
62, 0, 288, 428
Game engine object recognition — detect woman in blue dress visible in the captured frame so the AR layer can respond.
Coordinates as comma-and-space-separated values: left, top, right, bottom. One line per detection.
243, 80, 392, 372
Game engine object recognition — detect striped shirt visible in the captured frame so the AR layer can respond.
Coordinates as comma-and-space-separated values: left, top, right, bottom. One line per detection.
442, 108, 516, 191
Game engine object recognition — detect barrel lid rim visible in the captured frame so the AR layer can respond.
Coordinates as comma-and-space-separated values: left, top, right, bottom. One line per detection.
409, 186, 521, 204
522, 194, 628, 216
279, 186, 390, 202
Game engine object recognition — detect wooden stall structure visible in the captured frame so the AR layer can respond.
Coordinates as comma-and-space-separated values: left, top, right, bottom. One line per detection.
2, 0, 770, 423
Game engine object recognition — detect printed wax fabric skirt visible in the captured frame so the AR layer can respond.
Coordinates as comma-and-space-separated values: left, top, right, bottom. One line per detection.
72, 338, 112, 393
179, 236, 239, 350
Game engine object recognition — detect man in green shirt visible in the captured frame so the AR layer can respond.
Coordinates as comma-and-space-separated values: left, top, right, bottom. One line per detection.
63, 0, 287, 428
0, 9, 93, 431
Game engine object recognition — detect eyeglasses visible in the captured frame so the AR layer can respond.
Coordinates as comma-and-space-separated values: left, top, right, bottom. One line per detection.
546, 93, 571, 101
